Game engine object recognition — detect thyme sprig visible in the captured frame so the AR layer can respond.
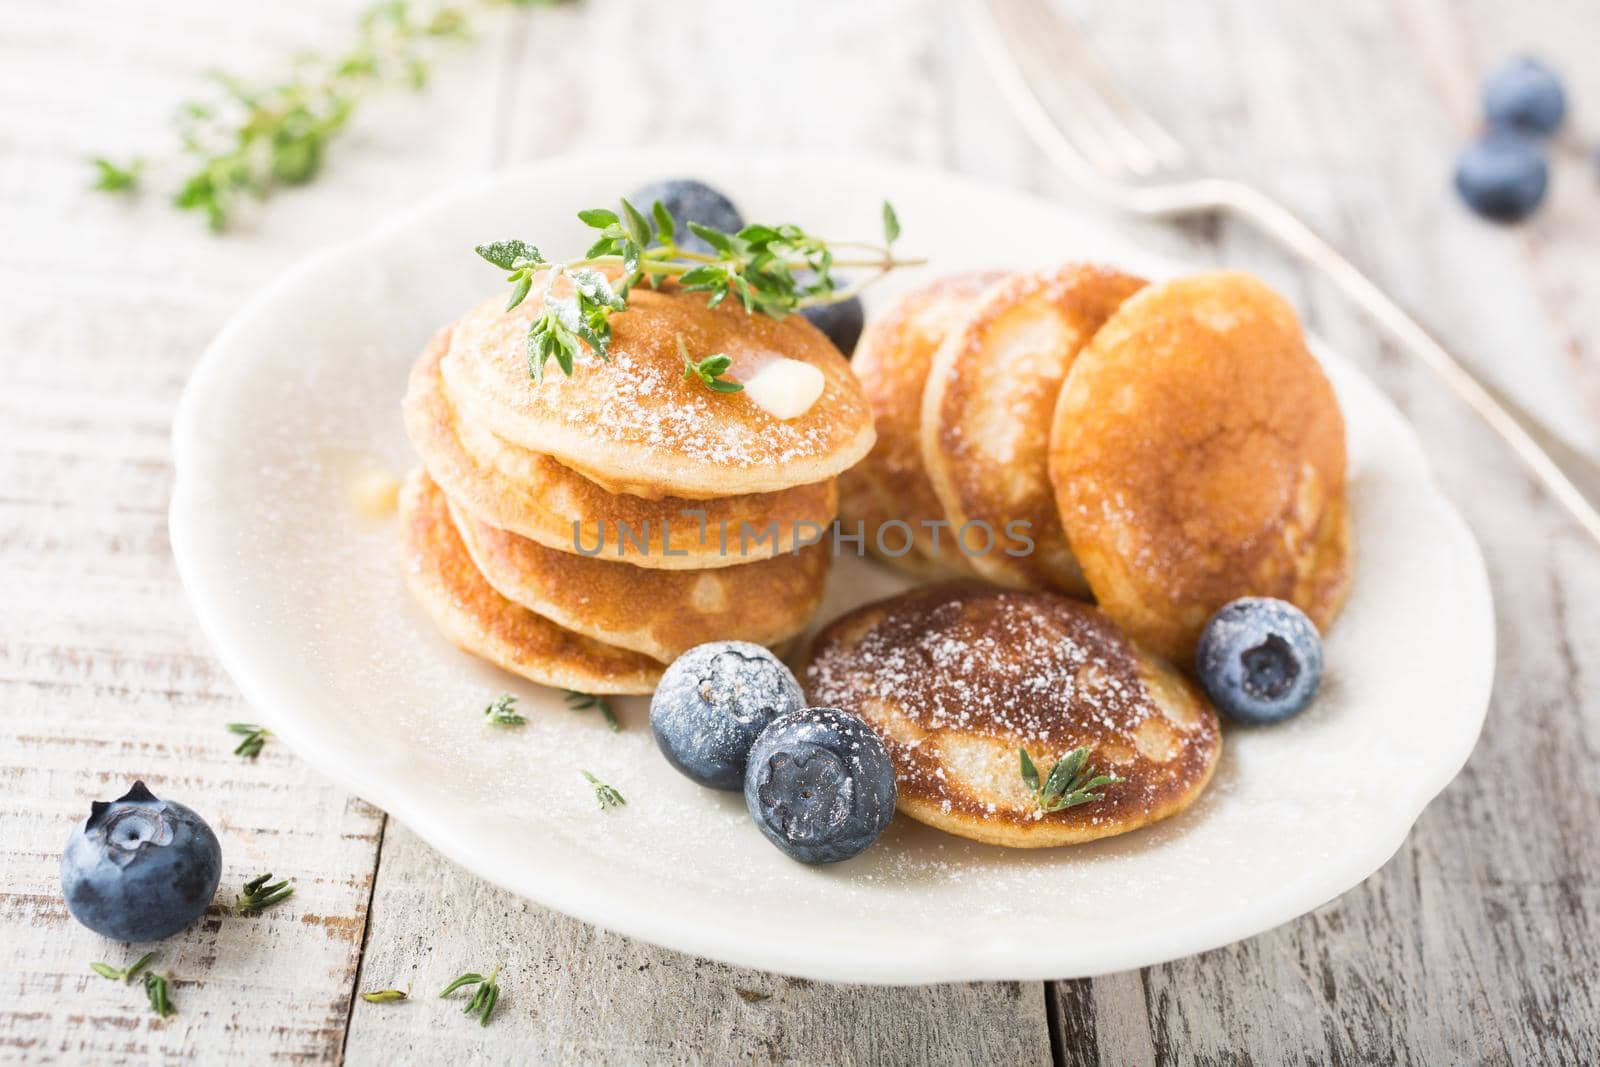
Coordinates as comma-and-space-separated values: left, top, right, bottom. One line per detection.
477, 196, 919, 382
440, 966, 501, 1026
564, 690, 621, 732
679, 335, 742, 394
581, 770, 625, 809
91, 0, 562, 231
144, 971, 175, 1018
236, 872, 294, 915
228, 722, 270, 758
483, 693, 526, 726
1019, 747, 1122, 813
90, 952, 155, 984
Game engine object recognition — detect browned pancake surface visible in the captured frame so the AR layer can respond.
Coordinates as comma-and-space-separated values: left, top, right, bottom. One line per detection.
801, 584, 1220, 848
838, 271, 1007, 574
449, 497, 830, 662
1049, 271, 1351, 663
440, 283, 874, 498
398, 469, 662, 694
921, 265, 1146, 595
404, 327, 838, 568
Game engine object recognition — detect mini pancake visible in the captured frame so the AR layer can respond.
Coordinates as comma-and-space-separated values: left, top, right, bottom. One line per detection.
449, 496, 830, 663
440, 282, 874, 499
404, 328, 839, 568
1049, 271, 1351, 663
838, 271, 1007, 576
801, 584, 1221, 849
398, 469, 662, 694
921, 265, 1146, 596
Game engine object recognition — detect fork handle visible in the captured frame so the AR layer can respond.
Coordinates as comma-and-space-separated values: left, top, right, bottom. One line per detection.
1189, 180, 1600, 546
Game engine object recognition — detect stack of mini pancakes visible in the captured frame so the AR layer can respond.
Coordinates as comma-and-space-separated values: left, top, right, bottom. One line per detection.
840, 266, 1352, 664
400, 281, 875, 694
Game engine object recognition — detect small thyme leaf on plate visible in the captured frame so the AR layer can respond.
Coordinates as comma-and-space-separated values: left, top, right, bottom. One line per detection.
360, 988, 409, 1003
734, 987, 772, 1003
237, 872, 294, 915
479, 196, 924, 382
564, 689, 621, 732
581, 770, 626, 810
90, 952, 155, 984
90, 157, 142, 193
678, 334, 743, 394
483, 693, 526, 726
1018, 746, 1121, 813
143, 971, 174, 1018
440, 966, 501, 1026
228, 722, 270, 758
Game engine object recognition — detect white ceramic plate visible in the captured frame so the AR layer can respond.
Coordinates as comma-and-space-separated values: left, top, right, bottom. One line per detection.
170, 151, 1494, 984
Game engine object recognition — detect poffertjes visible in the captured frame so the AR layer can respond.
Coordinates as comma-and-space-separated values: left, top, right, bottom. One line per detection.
1049, 271, 1351, 663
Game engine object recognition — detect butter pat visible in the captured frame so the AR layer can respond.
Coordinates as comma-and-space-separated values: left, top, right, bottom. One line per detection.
349, 467, 401, 517
742, 358, 825, 420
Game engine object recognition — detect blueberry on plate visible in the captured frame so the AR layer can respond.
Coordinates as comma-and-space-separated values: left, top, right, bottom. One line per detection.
627, 178, 744, 255
744, 707, 896, 864
61, 781, 222, 942
1454, 131, 1549, 223
1195, 598, 1324, 725
651, 641, 806, 791
1483, 56, 1566, 135
801, 292, 866, 357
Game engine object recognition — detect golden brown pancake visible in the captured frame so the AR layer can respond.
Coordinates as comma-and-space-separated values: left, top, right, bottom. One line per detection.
838, 271, 1007, 576
440, 282, 874, 499
404, 328, 839, 568
921, 265, 1146, 596
398, 469, 662, 694
448, 496, 830, 663
801, 584, 1221, 848
1049, 271, 1351, 663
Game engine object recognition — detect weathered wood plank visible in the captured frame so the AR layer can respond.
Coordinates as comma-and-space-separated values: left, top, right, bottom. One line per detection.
341, 823, 1052, 1067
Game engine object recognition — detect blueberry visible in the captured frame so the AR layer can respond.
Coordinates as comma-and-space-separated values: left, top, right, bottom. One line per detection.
1483, 56, 1566, 135
744, 707, 896, 864
1195, 598, 1324, 725
1454, 131, 1549, 223
801, 292, 866, 357
627, 178, 744, 255
60, 781, 222, 942
651, 641, 805, 790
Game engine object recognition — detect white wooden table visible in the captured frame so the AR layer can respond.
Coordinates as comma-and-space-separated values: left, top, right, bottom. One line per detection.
4, 1, 1598, 1062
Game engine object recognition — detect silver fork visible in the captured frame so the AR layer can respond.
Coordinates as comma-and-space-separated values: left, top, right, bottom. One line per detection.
965, 0, 1600, 547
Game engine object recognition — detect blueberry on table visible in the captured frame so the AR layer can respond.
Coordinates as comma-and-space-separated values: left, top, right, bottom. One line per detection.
650, 641, 805, 791
1454, 132, 1549, 223
60, 781, 222, 942
1483, 56, 1566, 135
627, 178, 744, 254
802, 293, 866, 357
744, 707, 897, 864
1195, 598, 1324, 725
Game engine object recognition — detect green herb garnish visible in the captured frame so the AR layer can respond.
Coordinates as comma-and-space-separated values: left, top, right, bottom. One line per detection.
361, 988, 409, 1003
1019, 746, 1121, 813
143, 971, 175, 1018
237, 872, 294, 915
228, 722, 270, 758
678, 334, 743, 393
90, 952, 155, 984
483, 693, 526, 726
93, 1, 564, 231
581, 770, 625, 809
90, 158, 142, 194
564, 689, 620, 732
477, 197, 920, 382
440, 966, 500, 1026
